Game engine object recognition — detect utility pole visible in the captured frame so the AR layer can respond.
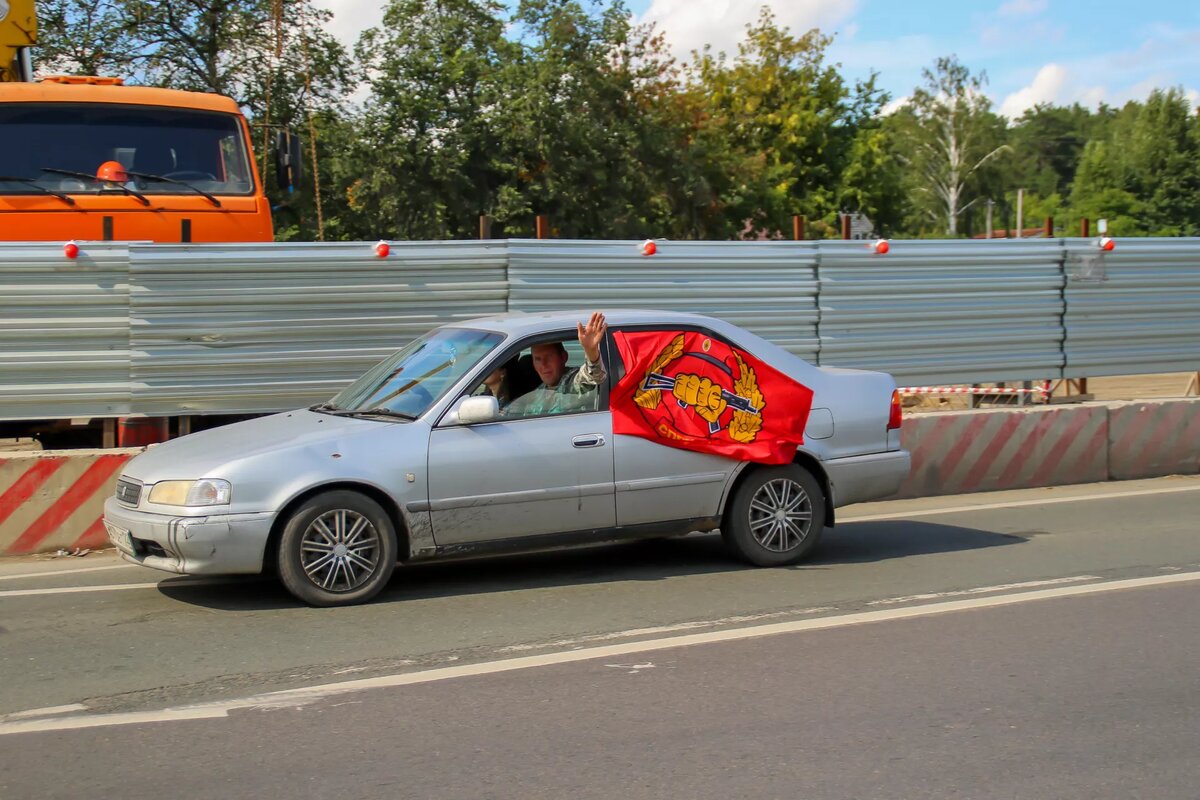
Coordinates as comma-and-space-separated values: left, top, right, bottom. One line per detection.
1016, 188, 1025, 239
986, 199, 994, 239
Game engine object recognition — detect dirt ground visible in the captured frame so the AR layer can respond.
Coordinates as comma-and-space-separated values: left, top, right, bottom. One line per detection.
905, 372, 1199, 412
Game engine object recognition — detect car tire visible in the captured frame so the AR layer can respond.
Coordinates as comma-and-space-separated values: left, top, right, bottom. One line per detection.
723, 464, 825, 567
277, 490, 397, 607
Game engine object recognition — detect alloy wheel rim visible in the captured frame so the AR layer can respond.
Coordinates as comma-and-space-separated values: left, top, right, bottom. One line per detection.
300, 509, 380, 592
748, 478, 812, 552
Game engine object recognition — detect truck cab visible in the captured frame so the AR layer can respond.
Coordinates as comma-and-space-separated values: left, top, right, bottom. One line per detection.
0, 77, 274, 242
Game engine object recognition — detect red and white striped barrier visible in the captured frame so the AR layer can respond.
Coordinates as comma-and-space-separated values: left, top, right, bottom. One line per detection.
0, 451, 137, 556
1108, 400, 1200, 481
893, 404, 1108, 498
898, 386, 1049, 396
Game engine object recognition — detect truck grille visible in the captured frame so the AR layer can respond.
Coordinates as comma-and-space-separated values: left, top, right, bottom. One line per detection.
115, 478, 142, 506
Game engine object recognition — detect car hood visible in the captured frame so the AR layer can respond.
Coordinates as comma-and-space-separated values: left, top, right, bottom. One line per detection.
121, 409, 416, 483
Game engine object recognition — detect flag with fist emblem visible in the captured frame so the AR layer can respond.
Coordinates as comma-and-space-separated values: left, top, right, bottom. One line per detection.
611, 330, 815, 464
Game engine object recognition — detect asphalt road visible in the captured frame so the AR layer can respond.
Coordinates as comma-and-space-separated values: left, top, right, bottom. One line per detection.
2, 475, 1200, 798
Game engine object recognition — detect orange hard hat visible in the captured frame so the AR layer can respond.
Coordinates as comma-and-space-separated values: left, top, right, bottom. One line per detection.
96, 160, 129, 182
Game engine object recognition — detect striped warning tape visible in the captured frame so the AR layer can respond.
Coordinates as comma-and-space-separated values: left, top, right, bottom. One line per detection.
898, 386, 1049, 395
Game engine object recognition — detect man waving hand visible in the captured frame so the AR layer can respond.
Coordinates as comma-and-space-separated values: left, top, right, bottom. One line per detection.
506, 312, 608, 417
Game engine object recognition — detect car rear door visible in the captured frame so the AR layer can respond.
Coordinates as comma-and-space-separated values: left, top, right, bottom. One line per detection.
609, 325, 740, 527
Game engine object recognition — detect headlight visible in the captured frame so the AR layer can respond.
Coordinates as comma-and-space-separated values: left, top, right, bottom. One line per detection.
148, 479, 232, 507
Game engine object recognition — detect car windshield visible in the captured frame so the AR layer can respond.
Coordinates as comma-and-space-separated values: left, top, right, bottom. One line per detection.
0, 103, 254, 196
326, 328, 503, 418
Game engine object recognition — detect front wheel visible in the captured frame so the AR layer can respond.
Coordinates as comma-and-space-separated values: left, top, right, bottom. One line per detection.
277, 490, 397, 607
723, 464, 825, 567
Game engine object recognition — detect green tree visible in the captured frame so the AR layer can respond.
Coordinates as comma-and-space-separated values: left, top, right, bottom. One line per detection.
900, 56, 1010, 236
345, 0, 510, 239
1068, 90, 1199, 236
34, 0, 138, 76
689, 8, 887, 238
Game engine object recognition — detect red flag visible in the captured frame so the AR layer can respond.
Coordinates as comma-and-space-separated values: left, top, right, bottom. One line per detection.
611, 330, 815, 465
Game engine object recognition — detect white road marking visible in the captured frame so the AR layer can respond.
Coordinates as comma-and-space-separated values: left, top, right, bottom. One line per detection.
3, 569, 1198, 737
4, 704, 88, 720
496, 607, 836, 652
865, 576, 1101, 605
841, 483, 1200, 523
0, 564, 136, 582
0, 579, 219, 598
605, 662, 656, 674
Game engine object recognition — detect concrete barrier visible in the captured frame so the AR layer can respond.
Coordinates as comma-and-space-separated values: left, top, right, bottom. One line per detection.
1, 398, 1198, 556
0, 450, 139, 555
894, 398, 1200, 500
1108, 400, 1200, 481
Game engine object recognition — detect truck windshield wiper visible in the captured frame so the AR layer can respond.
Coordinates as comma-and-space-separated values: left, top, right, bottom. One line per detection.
38, 167, 151, 206
126, 171, 221, 207
0, 176, 76, 206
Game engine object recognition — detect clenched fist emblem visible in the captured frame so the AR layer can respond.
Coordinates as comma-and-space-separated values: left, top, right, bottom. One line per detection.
671, 373, 728, 423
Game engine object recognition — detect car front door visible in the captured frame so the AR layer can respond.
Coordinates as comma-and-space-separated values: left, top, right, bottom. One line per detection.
425, 333, 616, 546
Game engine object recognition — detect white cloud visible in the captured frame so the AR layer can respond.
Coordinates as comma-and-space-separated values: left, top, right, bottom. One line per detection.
880, 95, 910, 115
312, 0, 385, 48
635, 0, 860, 64
999, 60, 1200, 118
997, 0, 1048, 17
999, 62, 1068, 116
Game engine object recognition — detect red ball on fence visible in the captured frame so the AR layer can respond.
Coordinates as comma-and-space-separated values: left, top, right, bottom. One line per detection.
375, 240, 391, 258
63, 241, 80, 259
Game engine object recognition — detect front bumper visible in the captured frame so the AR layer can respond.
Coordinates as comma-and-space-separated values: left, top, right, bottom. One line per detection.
825, 449, 912, 507
103, 496, 275, 575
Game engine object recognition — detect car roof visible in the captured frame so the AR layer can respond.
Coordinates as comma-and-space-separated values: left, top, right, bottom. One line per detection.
445, 310, 728, 337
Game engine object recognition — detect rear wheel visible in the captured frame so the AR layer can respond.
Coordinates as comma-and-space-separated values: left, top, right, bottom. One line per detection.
723, 464, 825, 567
277, 490, 397, 607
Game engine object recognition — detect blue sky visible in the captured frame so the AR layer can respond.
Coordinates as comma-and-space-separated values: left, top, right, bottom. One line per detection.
319, 0, 1200, 117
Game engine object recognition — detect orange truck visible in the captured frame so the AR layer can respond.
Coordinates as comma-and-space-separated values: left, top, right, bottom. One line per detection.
1, 0, 296, 242
0, 77, 285, 242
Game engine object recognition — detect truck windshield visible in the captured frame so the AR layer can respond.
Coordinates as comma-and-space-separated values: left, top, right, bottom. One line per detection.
0, 103, 254, 196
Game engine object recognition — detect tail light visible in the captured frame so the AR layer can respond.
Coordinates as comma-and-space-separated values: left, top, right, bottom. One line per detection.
888, 390, 902, 430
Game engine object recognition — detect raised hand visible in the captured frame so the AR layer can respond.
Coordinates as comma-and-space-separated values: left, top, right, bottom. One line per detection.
577, 311, 607, 363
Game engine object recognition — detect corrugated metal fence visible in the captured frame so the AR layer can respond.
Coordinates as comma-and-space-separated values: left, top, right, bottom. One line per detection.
1, 238, 1196, 421
1063, 238, 1200, 378
127, 242, 507, 415
0, 242, 131, 420
508, 240, 819, 360
818, 239, 1064, 384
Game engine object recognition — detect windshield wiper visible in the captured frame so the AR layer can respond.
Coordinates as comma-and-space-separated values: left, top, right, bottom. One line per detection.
0, 176, 76, 206
308, 402, 416, 421
346, 407, 418, 421
39, 167, 151, 206
126, 171, 221, 207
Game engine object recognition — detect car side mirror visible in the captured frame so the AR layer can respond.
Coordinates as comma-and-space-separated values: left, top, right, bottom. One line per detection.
456, 396, 499, 425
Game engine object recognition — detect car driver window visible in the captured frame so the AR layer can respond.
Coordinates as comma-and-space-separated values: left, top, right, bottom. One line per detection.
468, 338, 602, 421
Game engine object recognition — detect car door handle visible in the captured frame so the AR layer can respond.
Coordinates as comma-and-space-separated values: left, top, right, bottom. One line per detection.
572, 434, 606, 448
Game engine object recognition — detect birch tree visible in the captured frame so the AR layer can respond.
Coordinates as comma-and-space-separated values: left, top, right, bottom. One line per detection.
906, 56, 1009, 236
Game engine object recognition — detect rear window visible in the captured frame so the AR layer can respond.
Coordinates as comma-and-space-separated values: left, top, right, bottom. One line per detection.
0, 103, 254, 196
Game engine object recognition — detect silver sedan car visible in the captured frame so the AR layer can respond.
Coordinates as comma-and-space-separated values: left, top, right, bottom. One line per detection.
104, 311, 910, 606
